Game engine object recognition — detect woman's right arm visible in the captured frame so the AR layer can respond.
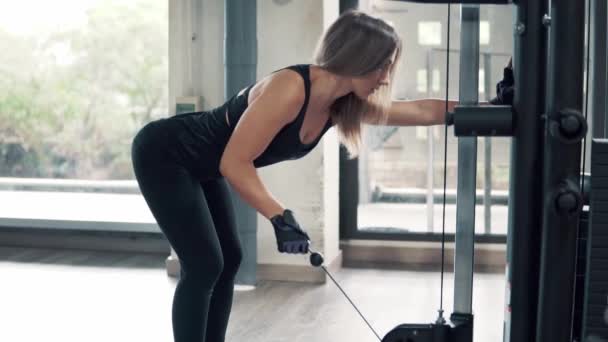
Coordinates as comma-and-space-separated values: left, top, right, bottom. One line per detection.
219, 70, 305, 220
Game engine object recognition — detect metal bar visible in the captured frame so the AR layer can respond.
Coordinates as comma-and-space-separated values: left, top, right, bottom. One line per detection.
224, 0, 258, 286
372, 187, 509, 204
590, 0, 607, 139
581, 139, 608, 340
338, 0, 360, 241
503, 0, 547, 340
453, 105, 514, 136
351, 229, 507, 244
483, 53, 492, 234
484, 137, 492, 234
427, 49, 435, 233
431, 47, 511, 57
536, 0, 585, 340
453, 4, 479, 316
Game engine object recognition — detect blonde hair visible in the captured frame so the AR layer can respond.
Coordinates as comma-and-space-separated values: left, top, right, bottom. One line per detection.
313, 10, 402, 159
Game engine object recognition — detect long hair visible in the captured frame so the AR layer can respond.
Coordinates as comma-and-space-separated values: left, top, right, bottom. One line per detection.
313, 10, 402, 159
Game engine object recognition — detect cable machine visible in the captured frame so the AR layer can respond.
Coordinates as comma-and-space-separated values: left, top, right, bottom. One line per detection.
310, 1, 608, 341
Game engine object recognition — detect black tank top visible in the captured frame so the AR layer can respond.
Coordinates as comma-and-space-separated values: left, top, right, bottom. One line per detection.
160, 64, 334, 180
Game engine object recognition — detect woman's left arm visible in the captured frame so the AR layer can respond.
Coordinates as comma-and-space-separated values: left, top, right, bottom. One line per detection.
377, 99, 459, 126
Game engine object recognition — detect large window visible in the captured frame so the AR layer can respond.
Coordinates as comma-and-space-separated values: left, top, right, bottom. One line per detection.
418, 22, 442, 46
0, 0, 167, 233
356, 4, 514, 239
0, 0, 168, 181
480, 21, 491, 45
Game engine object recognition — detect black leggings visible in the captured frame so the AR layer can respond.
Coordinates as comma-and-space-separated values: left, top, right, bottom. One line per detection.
131, 122, 242, 342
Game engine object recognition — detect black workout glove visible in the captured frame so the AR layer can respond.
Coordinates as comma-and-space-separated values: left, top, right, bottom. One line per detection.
270, 209, 310, 254
490, 63, 514, 106
445, 111, 454, 126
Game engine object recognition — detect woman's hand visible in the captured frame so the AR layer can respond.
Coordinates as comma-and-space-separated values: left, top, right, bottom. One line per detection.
490, 57, 514, 105
270, 209, 310, 254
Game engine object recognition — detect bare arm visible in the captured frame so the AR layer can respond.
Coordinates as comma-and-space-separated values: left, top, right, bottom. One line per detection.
365, 99, 458, 126
219, 70, 305, 220
366, 99, 500, 126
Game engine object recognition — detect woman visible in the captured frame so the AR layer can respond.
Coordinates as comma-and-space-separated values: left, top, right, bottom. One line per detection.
132, 10, 460, 342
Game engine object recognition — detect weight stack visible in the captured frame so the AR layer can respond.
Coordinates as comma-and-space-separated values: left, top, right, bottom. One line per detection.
572, 208, 588, 342
581, 139, 608, 340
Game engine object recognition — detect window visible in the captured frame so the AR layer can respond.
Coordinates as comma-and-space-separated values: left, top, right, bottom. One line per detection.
432, 69, 441, 93
418, 22, 442, 46
480, 21, 490, 45
358, 4, 515, 238
416, 126, 427, 139
0, 0, 169, 182
0, 0, 168, 233
417, 69, 428, 93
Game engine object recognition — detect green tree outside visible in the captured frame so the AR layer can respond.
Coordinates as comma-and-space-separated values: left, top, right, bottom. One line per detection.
0, 0, 168, 180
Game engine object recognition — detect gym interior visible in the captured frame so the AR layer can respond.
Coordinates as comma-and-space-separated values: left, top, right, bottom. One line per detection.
1, 0, 606, 341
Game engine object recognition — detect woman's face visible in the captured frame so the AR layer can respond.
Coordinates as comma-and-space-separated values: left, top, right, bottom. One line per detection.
351, 50, 397, 100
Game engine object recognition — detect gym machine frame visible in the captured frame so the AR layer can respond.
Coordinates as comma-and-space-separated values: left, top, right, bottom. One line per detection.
380, 1, 588, 341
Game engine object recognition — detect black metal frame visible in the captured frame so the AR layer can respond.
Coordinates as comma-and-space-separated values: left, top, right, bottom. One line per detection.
341, 0, 593, 341
353, 229, 506, 244
580, 139, 608, 340
536, 0, 586, 340
503, 0, 547, 340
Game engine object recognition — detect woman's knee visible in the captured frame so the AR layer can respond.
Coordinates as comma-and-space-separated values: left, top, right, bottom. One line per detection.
180, 251, 225, 288
221, 246, 243, 278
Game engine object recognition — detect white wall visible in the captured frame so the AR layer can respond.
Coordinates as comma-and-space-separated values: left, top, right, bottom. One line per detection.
169, 0, 342, 277
257, 0, 341, 268
169, 0, 224, 113
321, 0, 341, 271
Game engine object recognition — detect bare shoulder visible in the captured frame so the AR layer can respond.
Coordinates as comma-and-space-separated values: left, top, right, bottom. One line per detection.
220, 67, 307, 165
248, 67, 306, 111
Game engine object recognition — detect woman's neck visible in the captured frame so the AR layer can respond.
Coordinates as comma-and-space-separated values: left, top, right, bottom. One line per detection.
310, 65, 353, 109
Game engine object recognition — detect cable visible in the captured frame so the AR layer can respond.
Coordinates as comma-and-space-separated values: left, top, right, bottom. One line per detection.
319, 265, 382, 341
581, 0, 591, 193
307, 248, 381, 341
437, 0, 452, 325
